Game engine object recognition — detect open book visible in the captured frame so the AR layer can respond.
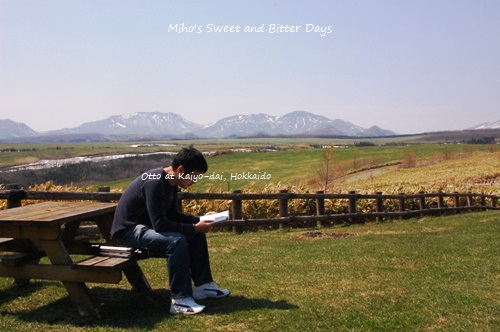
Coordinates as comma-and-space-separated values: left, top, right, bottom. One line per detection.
203, 210, 229, 223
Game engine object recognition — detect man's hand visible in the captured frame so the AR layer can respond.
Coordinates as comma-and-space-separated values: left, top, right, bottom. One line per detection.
195, 211, 221, 233
195, 219, 215, 233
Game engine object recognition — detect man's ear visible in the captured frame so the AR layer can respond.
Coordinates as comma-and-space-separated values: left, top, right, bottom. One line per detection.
176, 165, 184, 174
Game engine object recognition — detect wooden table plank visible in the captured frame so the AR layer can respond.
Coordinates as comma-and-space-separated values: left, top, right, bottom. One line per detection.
94, 257, 130, 268
4, 204, 87, 221
74, 256, 132, 270
0, 202, 116, 226
76, 256, 111, 267
0, 202, 78, 220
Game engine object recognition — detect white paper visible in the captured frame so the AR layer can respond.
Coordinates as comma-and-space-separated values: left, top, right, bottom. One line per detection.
203, 210, 229, 223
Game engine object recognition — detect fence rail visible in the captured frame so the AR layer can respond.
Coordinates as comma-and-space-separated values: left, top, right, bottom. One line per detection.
0, 185, 498, 233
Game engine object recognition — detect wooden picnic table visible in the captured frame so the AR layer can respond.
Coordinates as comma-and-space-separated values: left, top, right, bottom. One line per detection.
0, 201, 152, 317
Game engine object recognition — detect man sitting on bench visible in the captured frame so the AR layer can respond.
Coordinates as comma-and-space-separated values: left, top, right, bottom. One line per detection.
111, 146, 230, 315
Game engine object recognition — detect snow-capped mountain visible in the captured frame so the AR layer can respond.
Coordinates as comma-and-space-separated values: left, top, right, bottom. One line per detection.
50, 112, 203, 137
1, 110, 400, 141
469, 120, 500, 130
0, 119, 38, 139
275, 111, 334, 133
198, 111, 390, 138
198, 113, 279, 138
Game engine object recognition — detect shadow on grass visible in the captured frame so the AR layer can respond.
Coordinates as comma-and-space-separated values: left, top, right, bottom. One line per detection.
0, 280, 46, 306
201, 295, 298, 315
2, 286, 171, 329
2, 285, 298, 328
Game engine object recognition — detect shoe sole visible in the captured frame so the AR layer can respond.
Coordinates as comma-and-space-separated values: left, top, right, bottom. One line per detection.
170, 307, 205, 315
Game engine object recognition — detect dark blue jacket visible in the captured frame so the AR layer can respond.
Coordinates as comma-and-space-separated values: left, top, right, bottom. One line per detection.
111, 167, 198, 239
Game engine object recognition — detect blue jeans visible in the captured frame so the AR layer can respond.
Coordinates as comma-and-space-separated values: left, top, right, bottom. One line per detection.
117, 224, 214, 298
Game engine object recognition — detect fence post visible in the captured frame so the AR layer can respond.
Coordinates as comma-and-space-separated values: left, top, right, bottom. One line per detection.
176, 188, 183, 213
231, 190, 243, 234
437, 192, 445, 209
278, 190, 288, 230
375, 192, 383, 222
348, 191, 357, 223
97, 186, 111, 203
316, 191, 325, 227
6, 184, 26, 209
418, 191, 426, 215
453, 192, 460, 213
480, 193, 486, 211
398, 193, 406, 219
491, 195, 497, 208
466, 192, 473, 211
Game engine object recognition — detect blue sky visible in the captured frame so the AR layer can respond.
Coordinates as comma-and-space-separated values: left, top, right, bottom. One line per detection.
1, 0, 499, 134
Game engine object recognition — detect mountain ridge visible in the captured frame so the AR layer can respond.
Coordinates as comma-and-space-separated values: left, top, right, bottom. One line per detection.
0, 119, 39, 139
1, 111, 397, 141
1, 111, 498, 142
469, 120, 500, 130
58, 110, 398, 139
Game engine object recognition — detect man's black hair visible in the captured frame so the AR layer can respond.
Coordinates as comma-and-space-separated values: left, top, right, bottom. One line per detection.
171, 145, 208, 174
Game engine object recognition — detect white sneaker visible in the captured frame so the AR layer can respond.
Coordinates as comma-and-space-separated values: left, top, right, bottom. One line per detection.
170, 297, 205, 315
193, 282, 231, 300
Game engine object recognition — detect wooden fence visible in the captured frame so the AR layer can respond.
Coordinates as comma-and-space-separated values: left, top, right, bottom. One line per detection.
0, 184, 498, 233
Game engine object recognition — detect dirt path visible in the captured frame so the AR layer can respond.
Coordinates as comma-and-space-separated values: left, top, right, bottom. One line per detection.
339, 165, 400, 183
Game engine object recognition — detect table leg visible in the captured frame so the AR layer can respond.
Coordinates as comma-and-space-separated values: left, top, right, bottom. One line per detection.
13, 257, 40, 287
39, 239, 101, 317
60, 220, 82, 243
1, 238, 42, 287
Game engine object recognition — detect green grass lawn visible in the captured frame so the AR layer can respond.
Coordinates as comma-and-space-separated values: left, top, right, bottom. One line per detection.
1, 211, 498, 331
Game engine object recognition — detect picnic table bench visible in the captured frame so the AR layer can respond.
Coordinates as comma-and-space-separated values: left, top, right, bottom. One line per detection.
0, 201, 153, 317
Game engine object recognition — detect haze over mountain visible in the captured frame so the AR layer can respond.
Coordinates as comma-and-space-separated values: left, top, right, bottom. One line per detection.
0, 111, 497, 142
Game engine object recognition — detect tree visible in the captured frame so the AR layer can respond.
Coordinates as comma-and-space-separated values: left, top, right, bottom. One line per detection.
318, 148, 340, 192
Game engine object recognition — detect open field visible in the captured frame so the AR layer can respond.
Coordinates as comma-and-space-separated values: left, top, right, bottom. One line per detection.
196, 143, 498, 191
0, 138, 343, 169
1, 135, 497, 168
1, 211, 498, 331
2, 141, 498, 197
2, 141, 498, 217
336, 150, 500, 195
96, 143, 499, 194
